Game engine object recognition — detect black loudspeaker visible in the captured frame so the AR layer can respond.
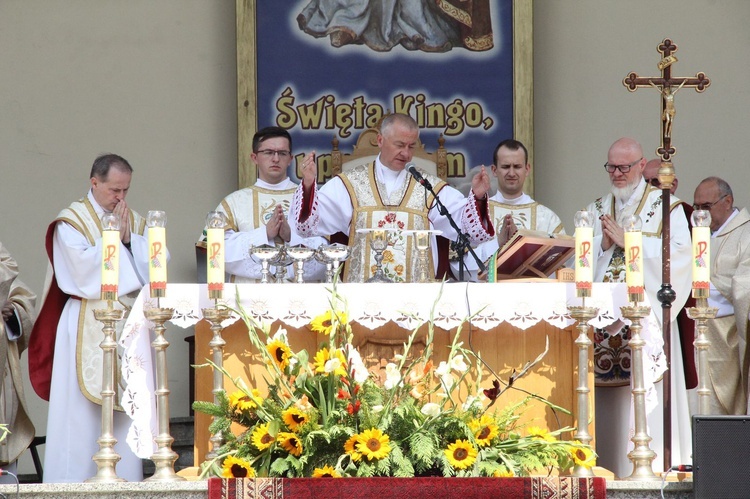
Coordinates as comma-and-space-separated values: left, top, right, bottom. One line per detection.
692, 415, 750, 499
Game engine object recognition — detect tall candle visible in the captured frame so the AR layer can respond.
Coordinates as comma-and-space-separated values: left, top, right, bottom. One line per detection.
100, 212, 120, 301
573, 210, 595, 298
623, 214, 644, 303
147, 210, 167, 298
691, 210, 712, 299
206, 211, 226, 300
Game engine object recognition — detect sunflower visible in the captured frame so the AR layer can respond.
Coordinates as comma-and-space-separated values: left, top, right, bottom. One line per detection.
470, 417, 499, 447
570, 442, 596, 468
267, 339, 292, 370
251, 423, 275, 451
356, 428, 391, 461
310, 309, 348, 335
493, 466, 515, 477
277, 432, 303, 456
228, 389, 261, 413
313, 347, 347, 376
312, 465, 341, 478
221, 455, 256, 478
445, 440, 478, 470
344, 434, 362, 462
282, 406, 309, 432
526, 426, 555, 442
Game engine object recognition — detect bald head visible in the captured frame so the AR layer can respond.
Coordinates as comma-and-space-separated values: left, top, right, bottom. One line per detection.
606, 138, 646, 201
642, 159, 678, 194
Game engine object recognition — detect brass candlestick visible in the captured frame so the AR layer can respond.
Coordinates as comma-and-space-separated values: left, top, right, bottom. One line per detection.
620, 303, 659, 481
143, 306, 185, 482
687, 298, 717, 415
201, 306, 232, 460
86, 302, 126, 483
567, 302, 599, 478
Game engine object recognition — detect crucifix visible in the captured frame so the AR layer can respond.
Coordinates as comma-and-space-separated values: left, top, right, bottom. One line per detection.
622, 38, 710, 472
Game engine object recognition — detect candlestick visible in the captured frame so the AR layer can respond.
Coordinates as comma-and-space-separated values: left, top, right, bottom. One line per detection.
201, 306, 233, 460
147, 210, 168, 299
100, 213, 120, 302
691, 209, 712, 299
205, 211, 227, 300
574, 210, 595, 298
623, 214, 644, 303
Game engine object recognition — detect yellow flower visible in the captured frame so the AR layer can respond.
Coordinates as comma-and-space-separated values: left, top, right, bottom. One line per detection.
445, 439, 478, 470
344, 435, 362, 462
493, 467, 515, 477
228, 389, 261, 413
278, 432, 303, 456
471, 418, 499, 447
310, 309, 348, 335
313, 347, 347, 376
570, 441, 596, 468
356, 428, 391, 461
267, 339, 292, 370
221, 455, 256, 478
312, 465, 341, 478
282, 406, 309, 432
382, 250, 394, 263
394, 264, 404, 276
527, 426, 555, 442
251, 423, 275, 451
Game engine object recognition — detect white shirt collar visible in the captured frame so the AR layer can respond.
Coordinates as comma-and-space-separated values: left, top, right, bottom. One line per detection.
255, 177, 294, 190
491, 191, 533, 205
712, 208, 739, 236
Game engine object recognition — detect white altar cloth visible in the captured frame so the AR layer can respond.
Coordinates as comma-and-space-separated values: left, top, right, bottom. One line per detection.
119, 282, 663, 458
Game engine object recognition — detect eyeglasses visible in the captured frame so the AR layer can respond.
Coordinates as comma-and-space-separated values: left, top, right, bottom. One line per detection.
256, 149, 291, 158
645, 177, 661, 187
603, 157, 642, 173
692, 194, 727, 211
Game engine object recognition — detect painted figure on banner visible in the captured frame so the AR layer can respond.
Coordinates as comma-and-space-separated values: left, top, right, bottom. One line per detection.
0, 242, 36, 483
293, 113, 494, 283
586, 137, 693, 477
29, 154, 153, 483
693, 177, 750, 415
451, 139, 565, 281
199, 127, 326, 282
296, 0, 493, 52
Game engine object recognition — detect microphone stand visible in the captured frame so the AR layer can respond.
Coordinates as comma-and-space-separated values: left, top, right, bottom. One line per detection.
413, 174, 485, 281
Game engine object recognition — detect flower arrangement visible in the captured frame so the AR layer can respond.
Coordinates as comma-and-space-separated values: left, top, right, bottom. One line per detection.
193, 285, 595, 479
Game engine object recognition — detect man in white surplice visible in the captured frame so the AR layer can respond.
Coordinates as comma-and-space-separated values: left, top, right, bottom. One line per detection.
292, 113, 494, 283
452, 139, 565, 281
587, 138, 692, 477
29, 154, 150, 482
200, 127, 325, 282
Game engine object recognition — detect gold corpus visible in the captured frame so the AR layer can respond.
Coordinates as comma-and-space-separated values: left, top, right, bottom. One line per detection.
143, 307, 185, 482
86, 304, 126, 483
620, 304, 660, 481
567, 304, 599, 478
201, 306, 233, 460
687, 298, 718, 415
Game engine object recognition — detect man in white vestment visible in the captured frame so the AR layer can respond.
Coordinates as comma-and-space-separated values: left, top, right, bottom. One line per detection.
586, 138, 692, 477
693, 177, 750, 415
29, 154, 150, 482
293, 113, 494, 283
452, 139, 565, 281
200, 127, 325, 283
0, 242, 36, 482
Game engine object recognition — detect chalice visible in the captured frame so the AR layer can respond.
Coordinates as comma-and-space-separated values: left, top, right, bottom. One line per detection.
250, 244, 281, 283
286, 244, 316, 283
316, 243, 351, 283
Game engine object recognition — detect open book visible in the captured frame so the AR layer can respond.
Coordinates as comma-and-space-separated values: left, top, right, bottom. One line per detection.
486, 229, 574, 282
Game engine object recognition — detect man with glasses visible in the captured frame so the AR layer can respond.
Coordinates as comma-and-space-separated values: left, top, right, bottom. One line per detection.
201, 126, 325, 282
693, 176, 750, 415
293, 112, 494, 282
585, 137, 693, 477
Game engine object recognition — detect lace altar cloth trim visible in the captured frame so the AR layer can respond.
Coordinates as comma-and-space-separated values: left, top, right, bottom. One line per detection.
120, 282, 663, 459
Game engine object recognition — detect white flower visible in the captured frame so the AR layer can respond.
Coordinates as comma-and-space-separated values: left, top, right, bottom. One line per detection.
462, 395, 481, 411
439, 372, 454, 392
421, 402, 440, 417
324, 357, 341, 374
384, 362, 401, 390
372, 404, 384, 413
450, 354, 468, 373
435, 361, 450, 376
267, 327, 288, 344
347, 347, 370, 384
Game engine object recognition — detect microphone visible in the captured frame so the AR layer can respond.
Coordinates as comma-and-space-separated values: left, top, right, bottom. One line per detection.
407, 163, 432, 190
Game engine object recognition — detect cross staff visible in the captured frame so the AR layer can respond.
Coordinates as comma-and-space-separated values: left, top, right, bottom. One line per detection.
622, 38, 710, 472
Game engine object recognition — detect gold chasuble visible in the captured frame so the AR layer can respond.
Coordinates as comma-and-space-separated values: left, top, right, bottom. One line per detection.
56, 198, 146, 407
488, 200, 565, 235
220, 185, 296, 237
340, 163, 445, 283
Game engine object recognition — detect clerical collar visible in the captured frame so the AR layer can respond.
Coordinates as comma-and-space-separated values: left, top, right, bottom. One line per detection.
493, 192, 532, 205
255, 177, 293, 190
87, 189, 106, 215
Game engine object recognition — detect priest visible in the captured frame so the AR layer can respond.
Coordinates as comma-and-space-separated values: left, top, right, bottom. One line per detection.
29, 154, 150, 482
200, 126, 325, 282
586, 138, 692, 477
0, 242, 36, 482
292, 112, 494, 282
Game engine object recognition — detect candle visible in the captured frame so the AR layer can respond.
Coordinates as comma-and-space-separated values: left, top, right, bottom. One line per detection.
691, 210, 712, 299
206, 211, 227, 300
100, 212, 120, 301
622, 214, 644, 303
147, 210, 168, 298
573, 210, 595, 298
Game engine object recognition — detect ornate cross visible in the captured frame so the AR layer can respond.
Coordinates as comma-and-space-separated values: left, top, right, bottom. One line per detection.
623, 38, 710, 162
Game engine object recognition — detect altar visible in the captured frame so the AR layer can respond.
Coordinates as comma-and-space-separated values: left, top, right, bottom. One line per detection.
119, 281, 659, 467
